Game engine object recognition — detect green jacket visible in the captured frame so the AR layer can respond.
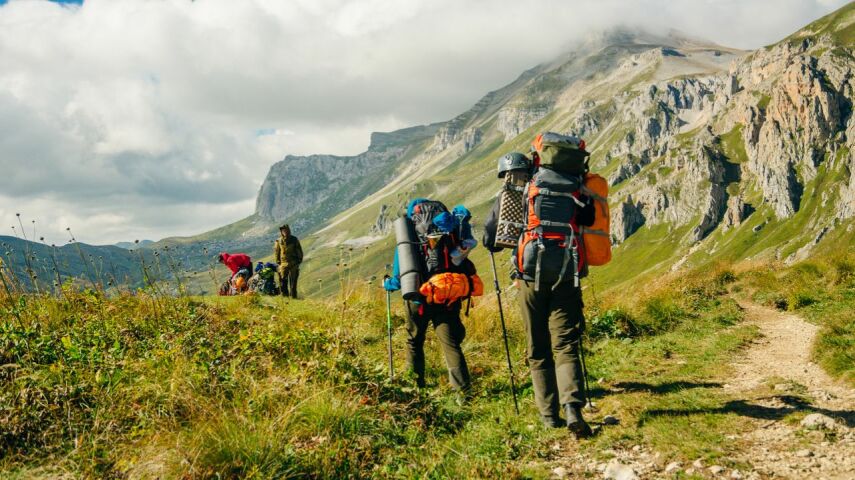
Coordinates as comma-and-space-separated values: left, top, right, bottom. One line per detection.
275, 234, 303, 268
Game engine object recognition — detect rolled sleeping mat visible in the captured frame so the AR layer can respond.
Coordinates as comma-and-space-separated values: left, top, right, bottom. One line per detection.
495, 170, 530, 248
393, 216, 424, 300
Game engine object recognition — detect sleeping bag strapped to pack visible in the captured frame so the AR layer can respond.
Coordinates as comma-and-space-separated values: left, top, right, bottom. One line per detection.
419, 271, 483, 305
580, 173, 612, 266
394, 216, 423, 300
532, 132, 589, 174
517, 132, 592, 291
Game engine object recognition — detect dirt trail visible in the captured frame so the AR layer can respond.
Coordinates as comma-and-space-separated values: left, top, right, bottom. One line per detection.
724, 302, 855, 479
546, 301, 854, 480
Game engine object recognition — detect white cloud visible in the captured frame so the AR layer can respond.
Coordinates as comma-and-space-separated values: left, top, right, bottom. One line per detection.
0, 0, 849, 244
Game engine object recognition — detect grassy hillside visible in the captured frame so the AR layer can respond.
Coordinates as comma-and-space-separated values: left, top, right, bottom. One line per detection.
0, 235, 150, 292
14, 255, 853, 478
780, 0, 855, 47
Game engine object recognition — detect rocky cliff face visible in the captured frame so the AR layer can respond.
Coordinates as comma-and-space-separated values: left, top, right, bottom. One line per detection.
427, 123, 482, 156
545, 22, 855, 259
497, 105, 550, 140
255, 126, 436, 230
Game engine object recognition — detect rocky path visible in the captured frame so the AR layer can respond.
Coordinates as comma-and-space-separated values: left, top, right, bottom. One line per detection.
547, 301, 855, 479
723, 302, 855, 479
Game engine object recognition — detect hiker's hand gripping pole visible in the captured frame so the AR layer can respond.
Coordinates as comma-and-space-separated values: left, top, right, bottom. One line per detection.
489, 251, 519, 415
383, 273, 394, 381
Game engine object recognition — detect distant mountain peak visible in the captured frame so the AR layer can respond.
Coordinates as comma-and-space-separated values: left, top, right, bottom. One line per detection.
580, 26, 722, 51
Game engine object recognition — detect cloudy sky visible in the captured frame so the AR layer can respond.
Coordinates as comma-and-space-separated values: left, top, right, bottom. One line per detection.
0, 0, 848, 245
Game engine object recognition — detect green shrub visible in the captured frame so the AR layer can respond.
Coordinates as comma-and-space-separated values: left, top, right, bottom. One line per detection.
831, 257, 854, 285
638, 297, 689, 334
787, 290, 817, 310
714, 269, 737, 286
588, 308, 638, 339
816, 313, 855, 385
790, 261, 822, 279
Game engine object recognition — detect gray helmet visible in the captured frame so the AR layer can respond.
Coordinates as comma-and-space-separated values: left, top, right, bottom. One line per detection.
497, 152, 531, 178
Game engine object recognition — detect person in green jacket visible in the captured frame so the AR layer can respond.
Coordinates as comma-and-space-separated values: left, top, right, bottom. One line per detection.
274, 224, 303, 298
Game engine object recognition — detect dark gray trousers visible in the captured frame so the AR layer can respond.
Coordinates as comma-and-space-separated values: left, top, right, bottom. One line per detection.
519, 280, 586, 417
405, 301, 471, 391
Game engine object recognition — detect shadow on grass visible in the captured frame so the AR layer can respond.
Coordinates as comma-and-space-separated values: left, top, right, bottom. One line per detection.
586, 381, 724, 399
639, 395, 855, 428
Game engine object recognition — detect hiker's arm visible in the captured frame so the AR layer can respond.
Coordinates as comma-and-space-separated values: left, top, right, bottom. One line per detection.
274, 240, 281, 264
383, 250, 401, 291
576, 195, 595, 227
295, 238, 304, 264
481, 197, 503, 252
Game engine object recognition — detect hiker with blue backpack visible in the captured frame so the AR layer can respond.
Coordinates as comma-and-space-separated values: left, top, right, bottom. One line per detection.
482, 133, 612, 438
384, 199, 483, 401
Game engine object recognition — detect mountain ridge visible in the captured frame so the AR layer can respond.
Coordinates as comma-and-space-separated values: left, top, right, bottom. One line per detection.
11, 6, 854, 294
287, 7, 855, 296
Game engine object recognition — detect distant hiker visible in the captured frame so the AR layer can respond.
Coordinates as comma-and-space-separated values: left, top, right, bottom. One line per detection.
385, 199, 482, 401
482, 135, 611, 438
217, 252, 253, 295
274, 224, 303, 298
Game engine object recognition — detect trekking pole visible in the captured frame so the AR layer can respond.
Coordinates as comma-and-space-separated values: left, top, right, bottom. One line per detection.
578, 336, 595, 411
383, 274, 394, 381
489, 251, 520, 415
580, 278, 596, 411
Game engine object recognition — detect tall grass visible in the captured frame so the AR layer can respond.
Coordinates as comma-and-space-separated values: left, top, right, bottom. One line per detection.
7, 239, 850, 477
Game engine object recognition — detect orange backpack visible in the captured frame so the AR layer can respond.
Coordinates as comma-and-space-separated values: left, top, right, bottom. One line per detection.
580, 173, 611, 266
516, 133, 610, 290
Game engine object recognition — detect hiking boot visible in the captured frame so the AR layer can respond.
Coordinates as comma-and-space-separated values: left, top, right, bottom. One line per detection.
455, 388, 473, 406
541, 414, 565, 429
564, 403, 593, 439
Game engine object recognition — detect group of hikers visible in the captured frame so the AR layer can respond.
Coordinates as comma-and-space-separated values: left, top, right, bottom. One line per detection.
217, 223, 303, 298
218, 132, 611, 438
383, 132, 610, 438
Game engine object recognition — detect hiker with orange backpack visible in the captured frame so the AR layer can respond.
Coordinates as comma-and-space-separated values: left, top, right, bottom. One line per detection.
482, 134, 611, 438
384, 199, 483, 401
216, 252, 253, 295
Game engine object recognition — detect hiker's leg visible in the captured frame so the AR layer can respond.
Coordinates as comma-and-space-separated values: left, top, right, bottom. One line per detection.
405, 301, 428, 387
548, 282, 586, 407
288, 268, 299, 298
279, 265, 288, 297
432, 304, 471, 391
520, 280, 560, 418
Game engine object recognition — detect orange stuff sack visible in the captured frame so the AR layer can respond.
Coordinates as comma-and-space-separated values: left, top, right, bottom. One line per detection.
580, 173, 611, 266
469, 274, 484, 297
419, 272, 484, 304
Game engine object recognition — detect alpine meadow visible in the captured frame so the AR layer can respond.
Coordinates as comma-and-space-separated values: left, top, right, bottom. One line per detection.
2, 1, 855, 479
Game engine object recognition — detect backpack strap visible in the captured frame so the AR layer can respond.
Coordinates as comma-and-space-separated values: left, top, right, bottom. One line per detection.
464, 272, 477, 316
551, 230, 581, 291
534, 237, 545, 292
537, 188, 587, 207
